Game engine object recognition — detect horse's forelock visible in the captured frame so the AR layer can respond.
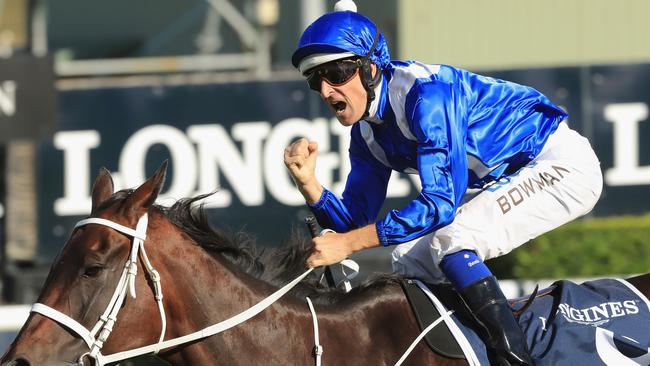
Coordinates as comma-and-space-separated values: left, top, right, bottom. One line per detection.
91, 189, 135, 213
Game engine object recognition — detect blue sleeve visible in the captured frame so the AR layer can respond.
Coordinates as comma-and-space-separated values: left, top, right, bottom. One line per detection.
309, 125, 392, 232
376, 80, 468, 245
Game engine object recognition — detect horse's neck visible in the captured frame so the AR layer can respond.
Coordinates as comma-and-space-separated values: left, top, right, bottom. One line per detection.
148, 225, 437, 365
155, 238, 275, 325
150, 228, 312, 364
159, 255, 415, 365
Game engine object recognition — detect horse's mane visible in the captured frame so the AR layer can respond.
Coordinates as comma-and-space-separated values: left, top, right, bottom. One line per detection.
157, 194, 401, 304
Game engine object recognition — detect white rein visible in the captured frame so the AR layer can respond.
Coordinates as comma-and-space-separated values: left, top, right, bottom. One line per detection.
30, 214, 313, 366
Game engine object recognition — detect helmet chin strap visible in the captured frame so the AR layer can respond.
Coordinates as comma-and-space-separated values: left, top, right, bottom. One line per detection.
361, 66, 382, 119
360, 30, 381, 119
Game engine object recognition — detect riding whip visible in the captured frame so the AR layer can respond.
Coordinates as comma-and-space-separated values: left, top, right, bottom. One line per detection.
305, 215, 337, 288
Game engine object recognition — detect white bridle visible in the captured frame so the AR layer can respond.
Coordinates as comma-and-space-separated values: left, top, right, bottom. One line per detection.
30, 214, 313, 366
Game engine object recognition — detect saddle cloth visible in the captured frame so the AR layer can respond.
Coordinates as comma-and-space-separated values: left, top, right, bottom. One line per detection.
405, 278, 650, 365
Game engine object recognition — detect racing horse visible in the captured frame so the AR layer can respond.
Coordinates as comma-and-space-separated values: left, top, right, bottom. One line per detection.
2, 163, 650, 365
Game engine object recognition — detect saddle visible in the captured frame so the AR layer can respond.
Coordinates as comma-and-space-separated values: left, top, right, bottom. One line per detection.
400, 279, 470, 359
400, 279, 554, 359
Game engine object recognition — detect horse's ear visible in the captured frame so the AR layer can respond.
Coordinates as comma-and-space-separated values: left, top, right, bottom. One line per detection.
91, 167, 114, 212
126, 160, 168, 211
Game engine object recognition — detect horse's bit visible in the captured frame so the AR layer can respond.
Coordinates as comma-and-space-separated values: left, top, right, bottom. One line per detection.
29, 214, 313, 365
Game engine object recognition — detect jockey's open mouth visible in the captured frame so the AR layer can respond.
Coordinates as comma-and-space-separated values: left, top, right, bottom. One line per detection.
332, 101, 347, 114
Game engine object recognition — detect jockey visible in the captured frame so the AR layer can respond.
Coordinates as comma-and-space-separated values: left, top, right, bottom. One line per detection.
284, 1, 603, 364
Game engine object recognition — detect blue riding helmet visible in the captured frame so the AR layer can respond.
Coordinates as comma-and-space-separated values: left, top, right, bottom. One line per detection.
293, 10, 390, 117
291, 10, 390, 72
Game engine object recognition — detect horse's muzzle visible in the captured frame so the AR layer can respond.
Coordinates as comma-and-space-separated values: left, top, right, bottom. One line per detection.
1, 356, 84, 366
2, 356, 30, 366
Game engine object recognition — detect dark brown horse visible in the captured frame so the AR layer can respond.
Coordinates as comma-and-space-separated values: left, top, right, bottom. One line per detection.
2, 163, 650, 365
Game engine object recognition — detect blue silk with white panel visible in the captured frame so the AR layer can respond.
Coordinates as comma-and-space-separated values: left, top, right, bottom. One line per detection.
309, 61, 567, 245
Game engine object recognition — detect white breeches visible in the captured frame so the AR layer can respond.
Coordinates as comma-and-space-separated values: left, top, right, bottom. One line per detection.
391, 122, 603, 283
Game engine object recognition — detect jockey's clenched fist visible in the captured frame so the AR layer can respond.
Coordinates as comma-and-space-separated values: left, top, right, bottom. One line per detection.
284, 138, 317, 183
284, 138, 323, 203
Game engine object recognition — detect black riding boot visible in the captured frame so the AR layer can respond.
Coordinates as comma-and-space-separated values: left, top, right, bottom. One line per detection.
461, 276, 534, 366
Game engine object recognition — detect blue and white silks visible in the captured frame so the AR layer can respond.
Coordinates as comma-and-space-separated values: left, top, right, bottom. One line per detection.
309, 61, 567, 245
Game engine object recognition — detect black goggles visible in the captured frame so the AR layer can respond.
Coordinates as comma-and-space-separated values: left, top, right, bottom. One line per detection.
303, 58, 362, 91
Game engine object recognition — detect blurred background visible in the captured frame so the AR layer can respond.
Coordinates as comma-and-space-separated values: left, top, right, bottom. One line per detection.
1, 0, 649, 362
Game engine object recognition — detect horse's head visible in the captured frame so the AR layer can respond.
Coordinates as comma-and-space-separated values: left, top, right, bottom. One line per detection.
1, 162, 169, 366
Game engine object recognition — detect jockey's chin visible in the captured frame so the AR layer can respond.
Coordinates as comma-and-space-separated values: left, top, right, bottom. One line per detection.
335, 113, 361, 127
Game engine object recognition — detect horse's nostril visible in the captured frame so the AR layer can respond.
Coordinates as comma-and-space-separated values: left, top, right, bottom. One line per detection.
4, 357, 31, 366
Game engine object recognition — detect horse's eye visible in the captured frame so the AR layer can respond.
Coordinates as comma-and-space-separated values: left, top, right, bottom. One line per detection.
83, 265, 104, 278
